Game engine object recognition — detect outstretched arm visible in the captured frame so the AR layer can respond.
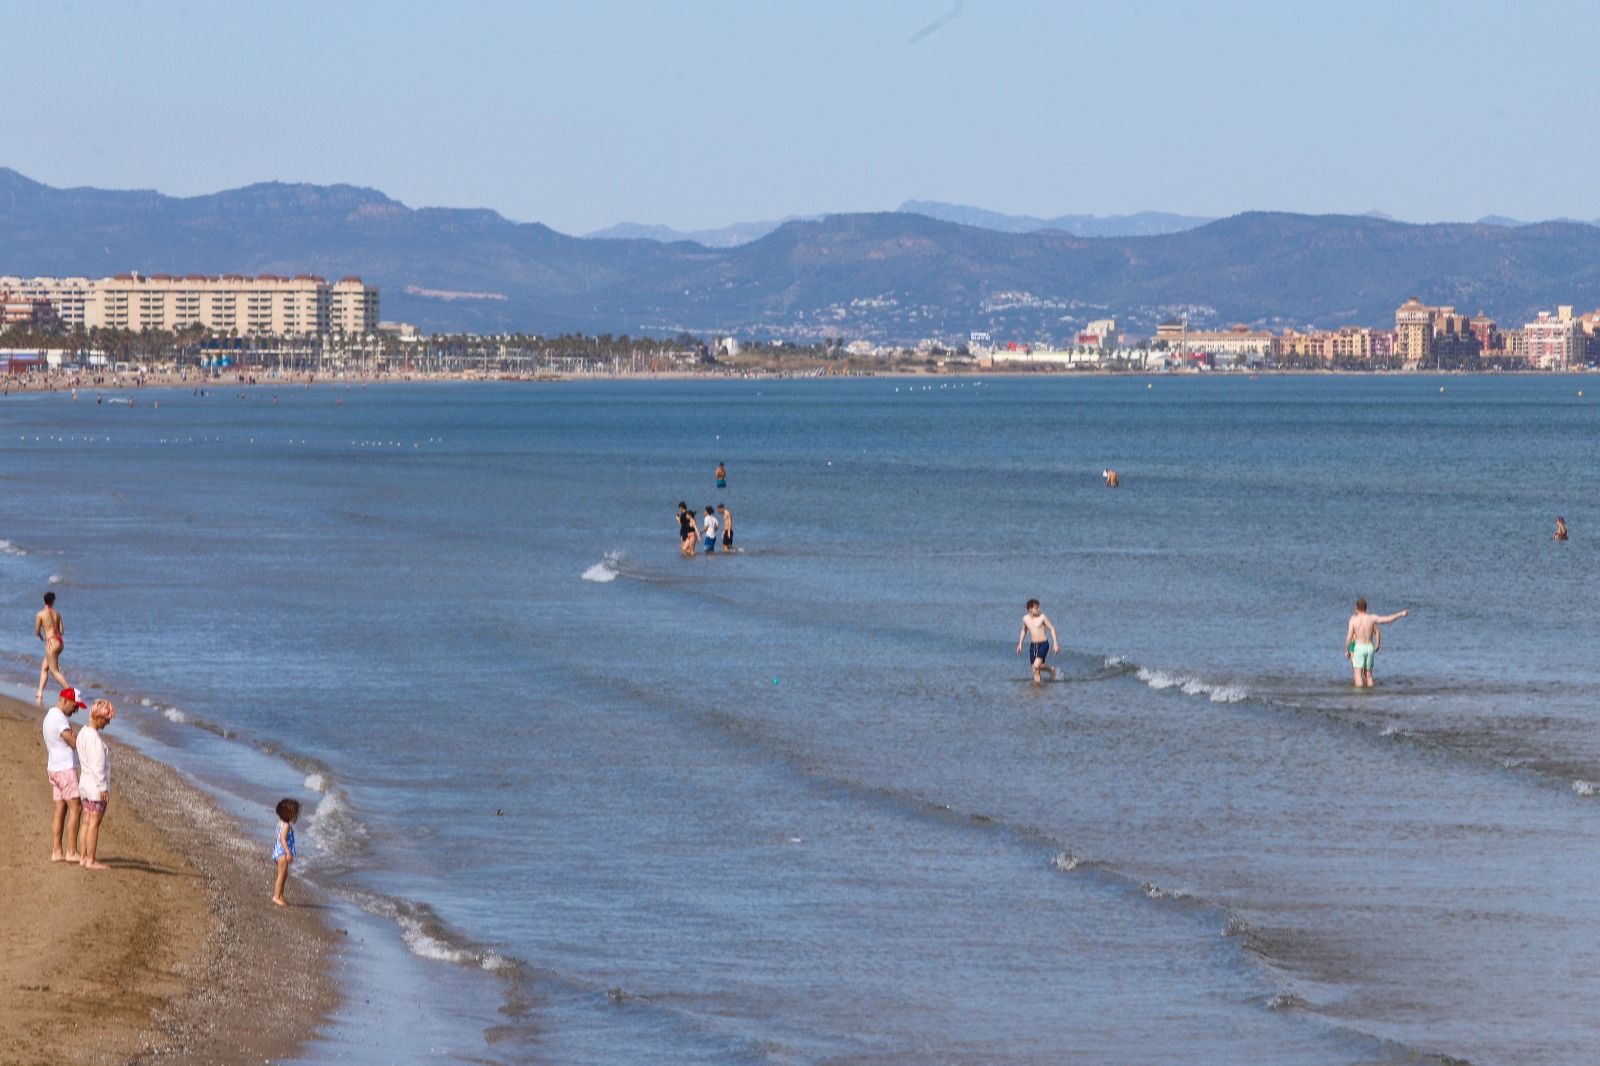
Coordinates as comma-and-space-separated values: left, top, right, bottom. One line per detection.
1372, 610, 1408, 624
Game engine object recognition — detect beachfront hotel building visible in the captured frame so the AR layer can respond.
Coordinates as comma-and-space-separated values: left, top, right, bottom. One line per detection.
1524, 306, 1582, 369
1394, 298, 1478, 366
0, 273, 379, 336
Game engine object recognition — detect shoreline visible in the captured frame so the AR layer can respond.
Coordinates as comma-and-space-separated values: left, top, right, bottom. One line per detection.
0, 692, 338, 1066
1, 363, 1594, 397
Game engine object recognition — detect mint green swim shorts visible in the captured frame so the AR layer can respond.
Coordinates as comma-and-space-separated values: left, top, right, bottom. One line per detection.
1350, 642, 1375, 671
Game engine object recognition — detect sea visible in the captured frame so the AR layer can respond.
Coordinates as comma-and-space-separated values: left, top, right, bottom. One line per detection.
3, 374, 1600, 1065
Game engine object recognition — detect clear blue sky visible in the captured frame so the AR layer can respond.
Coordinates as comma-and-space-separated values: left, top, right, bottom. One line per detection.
7, 0, 1595, 233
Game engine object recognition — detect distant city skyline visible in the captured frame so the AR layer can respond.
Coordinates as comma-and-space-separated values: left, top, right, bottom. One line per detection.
7, 0, 1600, 234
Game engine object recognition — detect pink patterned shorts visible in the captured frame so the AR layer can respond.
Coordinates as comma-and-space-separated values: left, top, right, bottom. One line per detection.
82, 798, 108, 815
48, 769, 80, 802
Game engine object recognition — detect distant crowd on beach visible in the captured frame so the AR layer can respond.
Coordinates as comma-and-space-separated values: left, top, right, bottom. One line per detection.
32, 590, 302, 902
677, 462, 735, 557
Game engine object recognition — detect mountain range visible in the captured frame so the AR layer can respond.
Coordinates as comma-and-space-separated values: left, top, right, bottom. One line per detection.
3, 167, 1600, 343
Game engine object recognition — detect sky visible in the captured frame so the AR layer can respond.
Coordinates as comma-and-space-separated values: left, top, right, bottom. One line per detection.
6, 0, 1598, 234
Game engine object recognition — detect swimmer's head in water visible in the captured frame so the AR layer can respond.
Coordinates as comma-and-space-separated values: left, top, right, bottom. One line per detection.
1355, 597, 1367, 612
43, 591, 55, 606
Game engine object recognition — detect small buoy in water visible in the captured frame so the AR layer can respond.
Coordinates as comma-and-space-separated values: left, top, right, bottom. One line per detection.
1147, 383, 1153, 389
773, 678, 779, 685
1579, 390, 1584, 397
495, 808, 504, 817
1439, 386, 1446, 393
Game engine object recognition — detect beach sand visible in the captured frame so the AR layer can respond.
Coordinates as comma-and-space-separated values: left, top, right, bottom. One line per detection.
0, 693, 337, 1065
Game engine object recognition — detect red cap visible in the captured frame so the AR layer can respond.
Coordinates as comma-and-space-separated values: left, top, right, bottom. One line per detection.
60, 688, 87, 710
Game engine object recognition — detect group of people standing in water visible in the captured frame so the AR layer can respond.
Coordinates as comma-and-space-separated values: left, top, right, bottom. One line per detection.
677, 463, 734, 557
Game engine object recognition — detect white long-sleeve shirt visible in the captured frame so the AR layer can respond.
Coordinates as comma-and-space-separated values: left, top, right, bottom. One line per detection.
77, 725, 110, 801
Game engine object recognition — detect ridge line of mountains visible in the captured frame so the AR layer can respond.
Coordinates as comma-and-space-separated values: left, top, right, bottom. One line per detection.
3, 167, 1599, 343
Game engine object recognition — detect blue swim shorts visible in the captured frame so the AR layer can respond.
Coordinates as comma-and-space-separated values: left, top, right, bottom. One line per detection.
704, 537, 717, 553
1030, 641, 1050, 663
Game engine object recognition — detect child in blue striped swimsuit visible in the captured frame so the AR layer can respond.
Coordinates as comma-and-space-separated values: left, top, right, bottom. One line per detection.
272, 797, 300, 907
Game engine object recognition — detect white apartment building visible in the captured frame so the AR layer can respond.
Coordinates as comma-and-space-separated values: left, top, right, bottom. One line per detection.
0, 276, 95, 327
329, 276, 380, 335
0, 273, 379, 336
1524, 306, 1582, 370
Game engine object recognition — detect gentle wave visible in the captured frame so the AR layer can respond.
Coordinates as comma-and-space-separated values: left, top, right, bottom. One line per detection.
0, 538, 28, 556
1140, 881, 1192, 901
356, 891, 515, 973
581, 551, 622, 583
1049, 850, 1082, 872
1572, 780, 1597, 797
1134, 665, 1248, 703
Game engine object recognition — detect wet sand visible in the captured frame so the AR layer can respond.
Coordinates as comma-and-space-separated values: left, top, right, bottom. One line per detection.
0, 693, 337, 1065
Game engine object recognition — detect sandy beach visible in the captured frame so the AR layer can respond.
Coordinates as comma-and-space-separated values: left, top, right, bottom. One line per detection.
0, 693, 337, 1065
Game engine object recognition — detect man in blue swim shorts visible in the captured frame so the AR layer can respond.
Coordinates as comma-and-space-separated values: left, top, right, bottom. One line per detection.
1344, 597, 1410, 688
1016, 598, 1060, 684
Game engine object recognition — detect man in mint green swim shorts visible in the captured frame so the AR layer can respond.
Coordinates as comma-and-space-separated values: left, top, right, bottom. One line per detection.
1344, 597, 1409, 688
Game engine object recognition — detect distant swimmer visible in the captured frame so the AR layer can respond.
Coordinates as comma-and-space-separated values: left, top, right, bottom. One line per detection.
677, 502, 698, 558
34, 591, 70, 705
717, 502, 734, 552
1102, 469, 1120, 488
1016, 598, 1060, 684
702, 506, 720, 554
1555, 516, 1569, 541
1344, 597, 1409, 688
715, 462, 727, 489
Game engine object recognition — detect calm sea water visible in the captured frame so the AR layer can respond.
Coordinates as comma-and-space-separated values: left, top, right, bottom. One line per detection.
3, 375, 1600, 1064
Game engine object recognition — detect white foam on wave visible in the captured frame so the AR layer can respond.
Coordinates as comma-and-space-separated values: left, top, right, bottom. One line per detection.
162, 707, 186, 724
1267, 991, 1307, 1011
1379, 724, 1411, 738
0, 539, 27, 556
47, 573, 63, 585
140, 697, 153, 707
1140, 881, 1190, 901
304, 771, 328, 793
1135, 666, 1247, 703
303, 785, 366, 861
581, 552, 621, 583
1572, 780, 1597, 797
1049, 850, 1082, 872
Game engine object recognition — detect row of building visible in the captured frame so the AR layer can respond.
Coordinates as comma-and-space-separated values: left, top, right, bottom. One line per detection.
0, 273, 380, 337
1151, 299, 1596, 369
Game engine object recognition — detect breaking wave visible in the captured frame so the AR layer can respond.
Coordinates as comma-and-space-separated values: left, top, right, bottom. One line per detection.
1134, 666, 1248, 703
582, 552, 622, 583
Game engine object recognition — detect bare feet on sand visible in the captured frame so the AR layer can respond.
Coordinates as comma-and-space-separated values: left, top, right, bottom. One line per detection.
271, 896, 288, 907
80, 860, 110, 870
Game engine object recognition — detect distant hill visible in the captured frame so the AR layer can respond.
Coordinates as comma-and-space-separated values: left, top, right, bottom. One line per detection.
584, 217, 816, 248
897, 200, 1215, 237
4, 168, 1600, 342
